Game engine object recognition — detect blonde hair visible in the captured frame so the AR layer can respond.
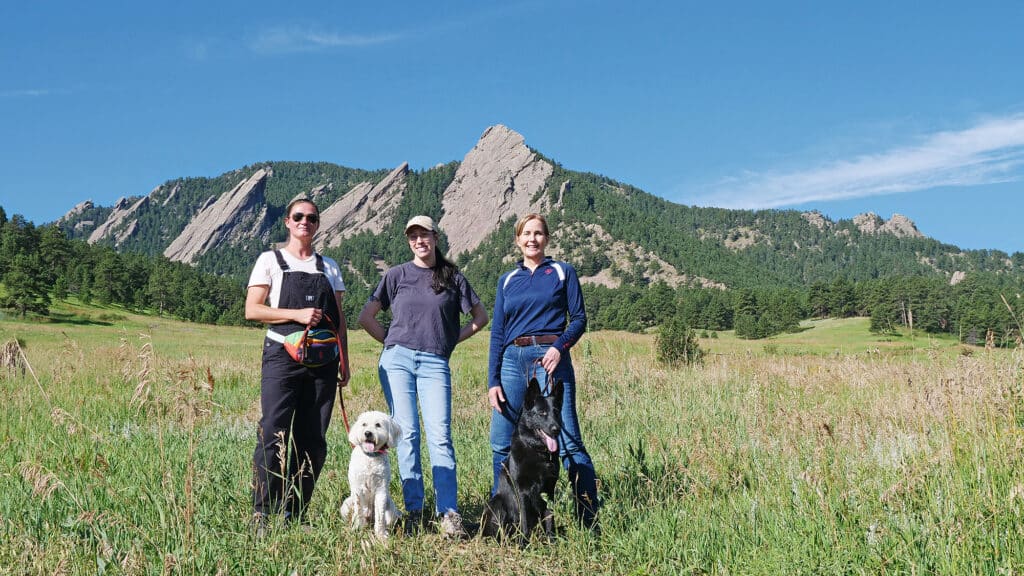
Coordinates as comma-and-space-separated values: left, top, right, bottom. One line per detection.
514, 213, 549, 237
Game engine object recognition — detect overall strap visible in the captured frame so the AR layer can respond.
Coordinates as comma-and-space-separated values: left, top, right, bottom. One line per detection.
275, 250, 326, 274
273, 250, 290, 271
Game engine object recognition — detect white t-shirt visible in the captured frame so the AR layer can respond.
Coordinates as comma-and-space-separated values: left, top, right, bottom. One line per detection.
247, 250, 346, 308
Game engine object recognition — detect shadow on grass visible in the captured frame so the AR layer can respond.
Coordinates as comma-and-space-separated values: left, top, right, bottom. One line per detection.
41, 311, 116, 326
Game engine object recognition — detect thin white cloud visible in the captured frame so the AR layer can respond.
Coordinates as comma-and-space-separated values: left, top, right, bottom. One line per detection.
690, 114, 1024, 209
248, 25, 400, 54
0, 88, 53, 98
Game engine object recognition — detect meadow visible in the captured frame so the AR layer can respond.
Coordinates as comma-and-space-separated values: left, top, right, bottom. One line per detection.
1, 303, 1022, 575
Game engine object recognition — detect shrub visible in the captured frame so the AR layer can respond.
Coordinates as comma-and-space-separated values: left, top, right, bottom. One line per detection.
656, 314, 704, 366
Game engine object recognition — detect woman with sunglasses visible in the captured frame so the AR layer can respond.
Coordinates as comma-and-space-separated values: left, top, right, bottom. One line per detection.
358, 215, 488, 539
245, 198, 350, 534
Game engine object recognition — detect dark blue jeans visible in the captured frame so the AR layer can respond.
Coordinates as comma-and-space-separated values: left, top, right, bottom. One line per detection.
489, 343, 599, 525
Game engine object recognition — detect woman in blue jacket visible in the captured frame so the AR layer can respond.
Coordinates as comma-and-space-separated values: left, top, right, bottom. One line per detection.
487, 212, 599, 531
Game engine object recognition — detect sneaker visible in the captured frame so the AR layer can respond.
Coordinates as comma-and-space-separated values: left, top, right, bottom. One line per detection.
438, 510, 468, 540
252, 513, 270, 539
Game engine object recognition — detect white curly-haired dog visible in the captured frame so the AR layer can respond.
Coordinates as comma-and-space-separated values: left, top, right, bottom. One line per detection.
339, 410, 402, 538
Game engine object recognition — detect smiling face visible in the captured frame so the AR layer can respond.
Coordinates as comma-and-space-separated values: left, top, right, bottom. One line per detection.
406, 226, 437, 267
285, 200, 320, 241
348, 410, 401, 453
515, 216, 549, 262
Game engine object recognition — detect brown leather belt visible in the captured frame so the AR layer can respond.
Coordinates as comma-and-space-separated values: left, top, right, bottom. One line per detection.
512, 334, 559, 347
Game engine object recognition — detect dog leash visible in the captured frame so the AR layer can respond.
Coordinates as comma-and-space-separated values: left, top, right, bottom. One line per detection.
316, 314, 351, 434
528, 360, 553, 395
337, 380, 351, 434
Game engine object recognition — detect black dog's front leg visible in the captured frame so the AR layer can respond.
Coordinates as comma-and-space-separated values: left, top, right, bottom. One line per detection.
540, 506, 555, 540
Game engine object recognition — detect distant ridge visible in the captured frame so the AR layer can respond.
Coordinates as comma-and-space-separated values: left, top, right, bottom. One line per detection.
56, 125, 1021, 294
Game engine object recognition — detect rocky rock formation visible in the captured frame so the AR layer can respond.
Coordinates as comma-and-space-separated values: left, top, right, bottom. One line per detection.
801, 211, 830, 231
164, 168, 271, 263
88, 195, 149, 246
880, 214, 923, 238
439, 125, 554, 256
853, 212, 884, 235
162, 183, 180, 206
853, 212, 923, 239
316, 162, 409, 249
59, 200, 94, 223
58, 200, 97, 234
551, 222, 725, 289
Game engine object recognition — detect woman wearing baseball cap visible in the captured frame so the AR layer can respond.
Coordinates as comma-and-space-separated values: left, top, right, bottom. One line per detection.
358, 215, 488, 538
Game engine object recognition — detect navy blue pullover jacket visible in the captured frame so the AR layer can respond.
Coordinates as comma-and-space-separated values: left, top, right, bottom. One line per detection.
488, 257, 587, 389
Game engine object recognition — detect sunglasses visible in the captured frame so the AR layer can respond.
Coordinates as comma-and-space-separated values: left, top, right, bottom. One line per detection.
290, 212, 319, 224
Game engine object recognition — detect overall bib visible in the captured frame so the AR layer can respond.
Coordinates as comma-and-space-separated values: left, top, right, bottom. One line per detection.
253, 251, 341, 518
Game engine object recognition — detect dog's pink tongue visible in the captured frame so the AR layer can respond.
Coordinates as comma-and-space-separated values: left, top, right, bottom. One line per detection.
362, 442, 376, 453
541, 431, 558, 453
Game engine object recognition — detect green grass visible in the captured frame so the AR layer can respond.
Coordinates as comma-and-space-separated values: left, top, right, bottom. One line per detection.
1, 302, 1022, 574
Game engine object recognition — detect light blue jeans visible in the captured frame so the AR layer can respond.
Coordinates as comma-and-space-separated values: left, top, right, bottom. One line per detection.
378, 344, 458, 515
490, 343, 599, 525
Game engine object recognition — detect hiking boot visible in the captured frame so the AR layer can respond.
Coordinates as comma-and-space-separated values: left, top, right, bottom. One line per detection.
439, 510, 468, 540
403, 510, 425, 536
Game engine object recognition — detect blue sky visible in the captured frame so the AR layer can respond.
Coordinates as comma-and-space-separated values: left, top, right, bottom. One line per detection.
3, 1, 1023, 254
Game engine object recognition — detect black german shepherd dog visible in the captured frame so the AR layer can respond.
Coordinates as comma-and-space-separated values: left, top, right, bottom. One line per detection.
481, 377, 564, 545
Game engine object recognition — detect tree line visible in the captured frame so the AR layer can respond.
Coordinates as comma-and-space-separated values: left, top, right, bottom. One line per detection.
0, 208, 245, 324
583, 274, 1022, 346
3, 202, 1021, 348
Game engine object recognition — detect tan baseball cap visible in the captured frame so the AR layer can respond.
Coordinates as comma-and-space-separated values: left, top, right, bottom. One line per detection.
404, 215, 435, 233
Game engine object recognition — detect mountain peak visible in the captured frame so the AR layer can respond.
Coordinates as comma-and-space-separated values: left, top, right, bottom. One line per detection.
438, 125, 555, 256
853, 212, 923, 238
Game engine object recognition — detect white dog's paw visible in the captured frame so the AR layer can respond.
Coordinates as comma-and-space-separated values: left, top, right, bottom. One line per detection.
340, 496, 354, 520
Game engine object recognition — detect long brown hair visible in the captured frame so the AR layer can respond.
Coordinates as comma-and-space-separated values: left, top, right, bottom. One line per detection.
430, 245, 458, 294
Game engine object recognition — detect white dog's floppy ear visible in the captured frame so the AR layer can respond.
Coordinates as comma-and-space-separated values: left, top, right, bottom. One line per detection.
387, 418, 402, 447
348, 416, 363, 446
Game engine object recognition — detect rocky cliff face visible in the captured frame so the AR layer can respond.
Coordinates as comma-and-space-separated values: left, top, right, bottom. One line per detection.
853, 212, 923, 238
315, 162, 409, 250
164, 168, 272, 263
87, 195, 149, 246
439, 125, 554, 256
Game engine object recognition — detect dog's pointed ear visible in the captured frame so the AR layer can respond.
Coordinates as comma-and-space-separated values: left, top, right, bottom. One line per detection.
525, 377, 542, 406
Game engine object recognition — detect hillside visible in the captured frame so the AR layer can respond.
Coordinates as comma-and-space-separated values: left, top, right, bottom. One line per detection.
56, 125, 1023, 299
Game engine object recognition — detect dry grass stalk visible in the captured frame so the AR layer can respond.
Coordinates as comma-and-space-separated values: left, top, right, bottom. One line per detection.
18, 461, 62, 500
53, 331, 84, 385
128, 334, 154, 409
50, 407, 78, 436
1, 338, 25, 378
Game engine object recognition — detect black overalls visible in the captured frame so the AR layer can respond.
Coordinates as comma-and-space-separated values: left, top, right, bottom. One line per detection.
253, 250, 341, 519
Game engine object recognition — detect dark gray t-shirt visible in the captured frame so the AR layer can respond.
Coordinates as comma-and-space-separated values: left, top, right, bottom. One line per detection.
370, 261, 481, 358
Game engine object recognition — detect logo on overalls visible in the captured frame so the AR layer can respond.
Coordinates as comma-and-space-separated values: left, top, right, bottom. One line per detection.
305, 295, 315, 302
